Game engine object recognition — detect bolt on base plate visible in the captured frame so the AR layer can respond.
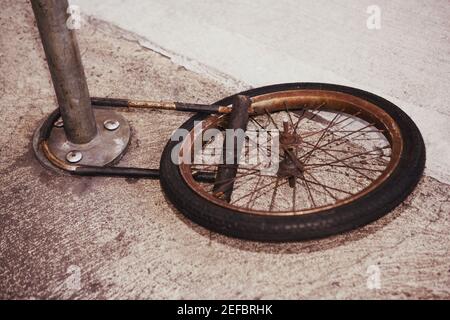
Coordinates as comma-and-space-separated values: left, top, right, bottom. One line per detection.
33, 109, 131, 172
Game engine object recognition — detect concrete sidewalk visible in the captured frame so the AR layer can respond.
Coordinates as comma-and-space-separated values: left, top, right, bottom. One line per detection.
0, 0, 449, 299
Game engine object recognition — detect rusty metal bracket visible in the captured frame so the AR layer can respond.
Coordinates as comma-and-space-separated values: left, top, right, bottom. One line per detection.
212, 95, 251, 202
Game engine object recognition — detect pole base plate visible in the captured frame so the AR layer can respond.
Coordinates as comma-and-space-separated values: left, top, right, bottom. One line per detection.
33, 109, 131, 172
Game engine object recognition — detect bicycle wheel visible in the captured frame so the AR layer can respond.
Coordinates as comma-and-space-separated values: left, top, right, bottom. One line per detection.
160, 83, 425, 242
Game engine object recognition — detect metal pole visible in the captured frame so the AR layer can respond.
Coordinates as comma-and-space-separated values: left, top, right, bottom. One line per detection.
31, 0, 97, 144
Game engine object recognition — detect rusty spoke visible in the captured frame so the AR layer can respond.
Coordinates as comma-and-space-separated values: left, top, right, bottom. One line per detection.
301, 111, 363, 140
231, 178, 289, 205
302, 112, 342, 164
250, 117, 268, 131
207, 169, 260, 192
284, 103, 295, 127
304, 171, 339, 200
305, 146, 388, 168
293, 107, 307, 132
302, 144, 390, 168
265, 108, 280, 131
292, 102, 326, 127
301, 177, 317, 208
269, 177, 281, 211
327, 129, 379, 149
302, 122, 377, 157
301, 141, 391, 156
305, 102, 327, 123
246, 175, 264, 209
309, 163, 385, 173
247, 135, 277, 160
312, 168, 367, 187
300, 176, 353, 196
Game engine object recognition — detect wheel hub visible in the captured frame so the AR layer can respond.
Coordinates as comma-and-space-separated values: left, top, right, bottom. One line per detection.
278, 121, 304, 179
277, 156, 304, 178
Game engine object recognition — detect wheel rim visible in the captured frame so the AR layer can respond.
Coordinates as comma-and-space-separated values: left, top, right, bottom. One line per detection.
178, 89, 403, 216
